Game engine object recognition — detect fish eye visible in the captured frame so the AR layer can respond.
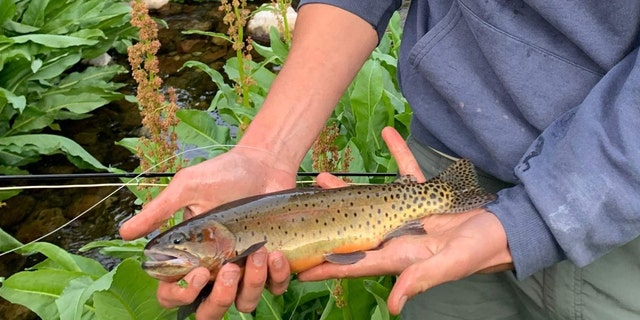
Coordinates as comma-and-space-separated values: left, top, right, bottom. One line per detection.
169, 232, 188, 245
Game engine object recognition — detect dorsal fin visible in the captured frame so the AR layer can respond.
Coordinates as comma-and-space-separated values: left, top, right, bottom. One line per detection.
434, 159, 497, 212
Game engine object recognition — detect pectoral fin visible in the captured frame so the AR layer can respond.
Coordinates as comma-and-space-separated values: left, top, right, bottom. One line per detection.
224, 240, 267, 266
324, 251, 366, 265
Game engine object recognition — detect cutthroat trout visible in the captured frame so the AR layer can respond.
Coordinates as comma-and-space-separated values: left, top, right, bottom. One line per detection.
142, 159, 495, 282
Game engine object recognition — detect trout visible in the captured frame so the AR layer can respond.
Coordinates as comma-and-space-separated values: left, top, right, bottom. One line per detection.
142, 159, 495, 282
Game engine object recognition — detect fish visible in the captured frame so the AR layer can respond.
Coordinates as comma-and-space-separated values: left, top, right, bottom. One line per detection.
142, 159, 495, 281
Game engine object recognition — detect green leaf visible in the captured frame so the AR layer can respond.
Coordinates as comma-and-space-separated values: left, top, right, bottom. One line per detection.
0, 134, 106, 170
0, 88, 26, 112
175, 109, 232, 150
0, 269, 88, 319
79, 238, 147, 260
0, 0, 16, 26
7, 106, 55, 134
22, 0, 49, 27
29, 52, 82, 80
363, 279, 398, 320
56, 273, 113, 320
255, 290, 284, 320
11, 34, 99, 47
0, 227, 23, 252
92, 258, 176, 320
43, 92, 112, 114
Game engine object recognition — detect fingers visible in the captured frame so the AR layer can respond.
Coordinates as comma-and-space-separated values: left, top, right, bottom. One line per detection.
381, 127, 426, 182
297, 237, 425, 281
196, 263, 242, 320
387, 248, 463, 315
266, 251, 291, 295
316, 172, 349, 189
234, 248, 268, 312
157, 267, 211, 308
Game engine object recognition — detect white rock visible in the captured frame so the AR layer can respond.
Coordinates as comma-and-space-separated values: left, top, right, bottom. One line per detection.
144, 0, 168, 10
247, 4, 297, 41
83, 53, 112, 67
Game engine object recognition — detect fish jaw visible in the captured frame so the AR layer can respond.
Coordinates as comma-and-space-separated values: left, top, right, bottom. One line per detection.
142, 248, 203, 282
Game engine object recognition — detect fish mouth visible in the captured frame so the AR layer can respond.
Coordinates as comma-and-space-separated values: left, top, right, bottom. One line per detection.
142, 248, 200, 269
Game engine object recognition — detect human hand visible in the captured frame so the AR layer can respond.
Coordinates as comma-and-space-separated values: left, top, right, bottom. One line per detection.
119, 146, 295, 318
298, 128, 514, 315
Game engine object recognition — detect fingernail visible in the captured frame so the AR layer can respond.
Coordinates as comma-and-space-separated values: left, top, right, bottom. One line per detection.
272, 254, 284, 269
398, 295, 407, 312
252, 251, 266, 267
221, 270, 240, 286
191, 272, 208, 288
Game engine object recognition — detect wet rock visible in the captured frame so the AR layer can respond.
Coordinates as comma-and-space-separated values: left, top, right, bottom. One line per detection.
0, 300, 36, 320
0, 195, 35, 228
66, 194, 106, 220
178, 39, 208, 54
15, 208, 68, 243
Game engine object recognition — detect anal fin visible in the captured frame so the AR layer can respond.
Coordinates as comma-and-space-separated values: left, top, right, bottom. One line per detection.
324, 251, 366, 265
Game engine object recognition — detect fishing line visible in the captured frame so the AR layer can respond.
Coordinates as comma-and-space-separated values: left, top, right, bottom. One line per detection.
0, 171, 395, 181
0, 183, 169, 191
0, 143, 236, 257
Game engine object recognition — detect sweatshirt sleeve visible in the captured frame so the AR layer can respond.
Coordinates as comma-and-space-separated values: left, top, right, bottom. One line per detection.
486, 47, 640, 278
297, 0, 401, 40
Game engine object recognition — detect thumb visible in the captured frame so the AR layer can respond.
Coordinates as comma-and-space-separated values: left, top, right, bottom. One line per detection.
119, 172, 193, 240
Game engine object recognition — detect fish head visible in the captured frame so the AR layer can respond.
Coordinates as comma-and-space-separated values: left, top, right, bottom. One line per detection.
142, 220, 236, 282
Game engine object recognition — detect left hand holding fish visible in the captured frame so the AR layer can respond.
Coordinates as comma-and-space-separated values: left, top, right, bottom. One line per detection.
297, 129, 514, 315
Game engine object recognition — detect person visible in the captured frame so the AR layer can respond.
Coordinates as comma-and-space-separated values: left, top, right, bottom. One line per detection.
120, 1, 640, 319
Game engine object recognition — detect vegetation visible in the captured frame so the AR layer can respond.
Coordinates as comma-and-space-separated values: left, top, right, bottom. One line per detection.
0, 0, 137, 201
0, 0, 411, 319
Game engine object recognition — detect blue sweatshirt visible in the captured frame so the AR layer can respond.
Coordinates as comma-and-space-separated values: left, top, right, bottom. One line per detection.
299, 0, 640, 278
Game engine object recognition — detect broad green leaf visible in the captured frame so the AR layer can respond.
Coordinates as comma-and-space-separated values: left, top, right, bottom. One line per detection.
33, 254, 107, 278
268, 26, 289, 63
0, 0, 16, 26
255, 290, 284, 320
0, 88, 26, 112
176, 109, 232, 149
19, 242, 83, 272
11, 34, 98, 47
0, 227, 23, 252
92, 258, 176, 320
363, 279, 398, 320
7, 106, 55, 135
22, 0, 50, 27
29, 53, 82, 80
57, 271, 114, 320
0, 269, 87, 319
30, 58, 43, 73
0, 134, 106, 170
223, 305, 254, 320
79, 238, 147, 260
43, 92, 112, 114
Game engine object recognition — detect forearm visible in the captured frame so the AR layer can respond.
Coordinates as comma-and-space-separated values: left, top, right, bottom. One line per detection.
238, 4, 378, 171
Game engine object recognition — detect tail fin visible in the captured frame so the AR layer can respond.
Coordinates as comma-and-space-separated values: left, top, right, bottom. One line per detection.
434, 159, 496, 212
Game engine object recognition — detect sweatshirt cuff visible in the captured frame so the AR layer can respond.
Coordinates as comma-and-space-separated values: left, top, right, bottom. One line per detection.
485, 185, 566, 279
298, 0, 399, 40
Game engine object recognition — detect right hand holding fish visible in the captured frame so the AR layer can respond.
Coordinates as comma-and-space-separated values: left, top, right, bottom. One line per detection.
119, 146, 296, 318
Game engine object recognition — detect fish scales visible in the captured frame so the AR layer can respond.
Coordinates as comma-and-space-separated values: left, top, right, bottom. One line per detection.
142, 159, 496, 282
